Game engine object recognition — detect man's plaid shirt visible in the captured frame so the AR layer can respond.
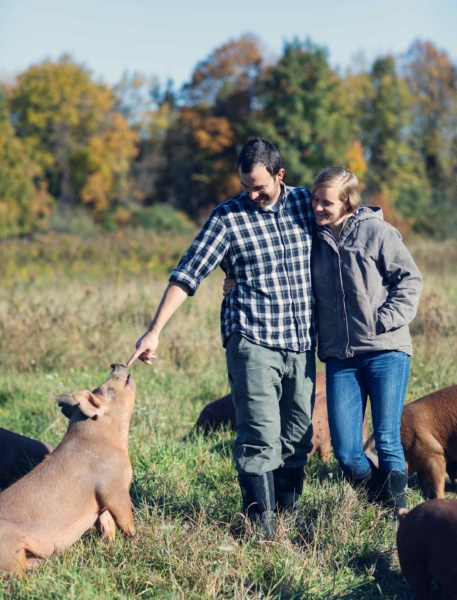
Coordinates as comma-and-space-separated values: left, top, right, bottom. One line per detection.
170, 185, 316, 353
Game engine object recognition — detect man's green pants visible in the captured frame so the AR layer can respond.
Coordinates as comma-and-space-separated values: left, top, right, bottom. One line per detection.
226, 333, 316, 475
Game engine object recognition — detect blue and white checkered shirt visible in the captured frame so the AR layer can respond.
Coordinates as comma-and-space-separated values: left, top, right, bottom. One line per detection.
170, 185, 316, 352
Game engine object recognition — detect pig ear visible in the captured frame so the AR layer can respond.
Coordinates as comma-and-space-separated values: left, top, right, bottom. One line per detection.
72, 390, 106, 419
53, 394, 79, 419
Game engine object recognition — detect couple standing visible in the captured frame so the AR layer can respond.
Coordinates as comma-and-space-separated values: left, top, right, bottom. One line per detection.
128, 138, 423, 538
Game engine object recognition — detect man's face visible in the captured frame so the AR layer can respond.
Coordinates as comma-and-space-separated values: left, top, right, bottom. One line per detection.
239, 164, 285, 208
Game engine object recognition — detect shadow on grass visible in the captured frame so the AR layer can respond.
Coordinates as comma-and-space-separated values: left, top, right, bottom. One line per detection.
0, 389, 15, 406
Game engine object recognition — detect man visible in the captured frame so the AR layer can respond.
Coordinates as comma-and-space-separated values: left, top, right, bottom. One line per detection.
128, 138, 315, 538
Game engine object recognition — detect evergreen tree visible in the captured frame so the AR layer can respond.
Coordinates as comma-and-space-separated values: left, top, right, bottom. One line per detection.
249, 38, 356, 188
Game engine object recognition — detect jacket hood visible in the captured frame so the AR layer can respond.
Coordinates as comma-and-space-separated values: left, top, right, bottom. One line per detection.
354, 205, 384, 221
315, 205, 384, 238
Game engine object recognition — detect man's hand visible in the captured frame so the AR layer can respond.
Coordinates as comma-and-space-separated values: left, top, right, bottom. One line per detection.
223, 278, 236, 296
127, 330, 159, 367
126, 282, 191, 368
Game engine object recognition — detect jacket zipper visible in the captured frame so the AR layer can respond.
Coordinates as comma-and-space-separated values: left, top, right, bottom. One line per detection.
335, 245, 351, 357
325, 225, 351, 358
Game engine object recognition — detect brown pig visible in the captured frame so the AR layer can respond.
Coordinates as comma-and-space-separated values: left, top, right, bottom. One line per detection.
366, 384, 457, 499
193, 372, 368, 463
0, 363, 136, 577
397, 499, 457, 599
0, 429, 54, 489
400, 384, 457, 500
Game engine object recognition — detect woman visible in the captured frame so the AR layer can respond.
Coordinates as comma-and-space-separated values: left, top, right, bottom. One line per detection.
311, 167, 422, 511
225, 167, 423, 511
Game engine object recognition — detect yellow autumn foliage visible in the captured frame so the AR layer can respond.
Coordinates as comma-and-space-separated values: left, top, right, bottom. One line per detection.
81, 113, 139, 212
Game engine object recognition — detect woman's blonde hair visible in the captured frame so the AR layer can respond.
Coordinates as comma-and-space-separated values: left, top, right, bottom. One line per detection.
313, 167, 361, 214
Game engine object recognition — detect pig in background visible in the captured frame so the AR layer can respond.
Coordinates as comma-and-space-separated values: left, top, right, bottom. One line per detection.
397, 499, 457, 600
0, 429, 54, 490
365, 383, 457, 500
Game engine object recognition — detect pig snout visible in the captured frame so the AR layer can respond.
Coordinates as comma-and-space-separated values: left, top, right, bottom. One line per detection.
110, 363, 128, 374
108, 363, 135, 391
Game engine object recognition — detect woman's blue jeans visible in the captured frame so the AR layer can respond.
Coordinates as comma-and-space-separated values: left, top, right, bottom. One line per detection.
326, 350, 410, 477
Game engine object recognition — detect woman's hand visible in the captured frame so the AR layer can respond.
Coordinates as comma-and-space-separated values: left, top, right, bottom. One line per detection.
223, 278, 236, 296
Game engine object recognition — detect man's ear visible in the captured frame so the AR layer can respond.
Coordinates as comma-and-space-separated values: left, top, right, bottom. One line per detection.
72, 390, 106, 419
53, 394, 79, 419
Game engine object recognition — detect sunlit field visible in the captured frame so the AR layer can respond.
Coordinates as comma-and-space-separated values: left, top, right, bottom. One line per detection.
1, 230, 457, 599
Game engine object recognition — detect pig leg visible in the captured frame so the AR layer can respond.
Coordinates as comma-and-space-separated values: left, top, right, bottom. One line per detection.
101, 492, 135, 537
423, 456, 447, 499
0, 548, 27, 577
97, 509, 116, 542
0, 525, 27, 576
416, 470, 433, 499
318, 441, 332, 464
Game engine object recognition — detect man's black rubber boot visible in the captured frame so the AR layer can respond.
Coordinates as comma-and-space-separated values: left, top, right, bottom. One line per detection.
238, 471, 276, 539
377, 469, 408, 511
273, 466, 304, 513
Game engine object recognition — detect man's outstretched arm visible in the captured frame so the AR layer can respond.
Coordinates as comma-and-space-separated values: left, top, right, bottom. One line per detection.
127, 282, 191, 367
128, 210, 229, 367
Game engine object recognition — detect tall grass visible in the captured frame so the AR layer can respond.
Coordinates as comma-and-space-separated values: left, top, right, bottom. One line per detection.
0, 231, 456, 598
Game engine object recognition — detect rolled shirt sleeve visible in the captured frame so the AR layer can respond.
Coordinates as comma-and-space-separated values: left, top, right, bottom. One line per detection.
169, 211, 229, 296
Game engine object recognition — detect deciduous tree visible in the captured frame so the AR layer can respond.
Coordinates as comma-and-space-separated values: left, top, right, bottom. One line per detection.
0, 95, 53, 237
9, 55, 114, 206
404, 40, 457, 200
78, 112, 139, 213
158, 35, 263, 219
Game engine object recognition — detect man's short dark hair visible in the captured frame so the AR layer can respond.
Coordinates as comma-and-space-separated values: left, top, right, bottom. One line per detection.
238, 138, 281, 176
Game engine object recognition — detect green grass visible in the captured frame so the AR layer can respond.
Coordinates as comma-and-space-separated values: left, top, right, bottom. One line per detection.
0, 232, 456, 598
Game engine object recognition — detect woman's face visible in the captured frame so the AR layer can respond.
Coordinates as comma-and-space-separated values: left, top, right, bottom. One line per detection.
312, 186, 349, 231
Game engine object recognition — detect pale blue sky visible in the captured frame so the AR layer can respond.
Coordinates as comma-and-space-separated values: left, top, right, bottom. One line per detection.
0, 0, 456, 88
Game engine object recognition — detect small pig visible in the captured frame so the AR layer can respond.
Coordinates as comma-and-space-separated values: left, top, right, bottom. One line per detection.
0, 429, 54, 489
397, 499, 457, 599
0, 363, 136, 577
400, 384, 457, 499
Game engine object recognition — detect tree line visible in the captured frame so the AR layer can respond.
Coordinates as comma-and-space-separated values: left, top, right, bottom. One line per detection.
1, 35, 456, 238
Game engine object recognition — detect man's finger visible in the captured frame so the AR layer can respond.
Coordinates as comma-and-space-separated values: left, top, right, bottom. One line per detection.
127, 347, 143, 367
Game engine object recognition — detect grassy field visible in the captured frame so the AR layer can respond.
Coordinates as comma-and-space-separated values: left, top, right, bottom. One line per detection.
1, 230, 457, 599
